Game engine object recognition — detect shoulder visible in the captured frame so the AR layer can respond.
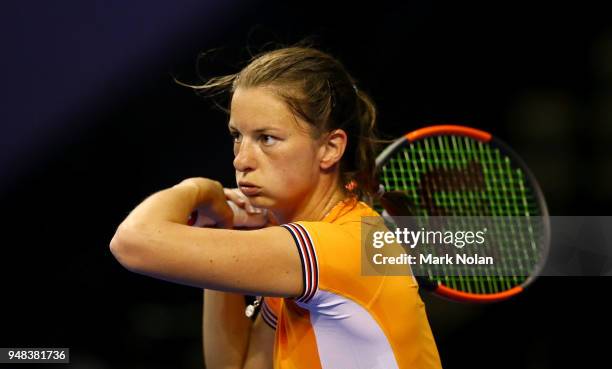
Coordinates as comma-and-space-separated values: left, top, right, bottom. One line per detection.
280, 200, 381, 250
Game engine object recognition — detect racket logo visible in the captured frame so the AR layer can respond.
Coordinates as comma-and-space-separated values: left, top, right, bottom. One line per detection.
418, 161, 486, 216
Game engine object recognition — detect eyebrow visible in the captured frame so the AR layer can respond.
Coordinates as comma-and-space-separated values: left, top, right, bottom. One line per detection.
227, 123, 282, 134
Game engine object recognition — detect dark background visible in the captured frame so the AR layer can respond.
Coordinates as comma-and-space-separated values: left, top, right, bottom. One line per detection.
1, 1, 611, 368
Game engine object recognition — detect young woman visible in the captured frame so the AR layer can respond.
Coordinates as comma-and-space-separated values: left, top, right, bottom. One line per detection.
110, 46, 443, 369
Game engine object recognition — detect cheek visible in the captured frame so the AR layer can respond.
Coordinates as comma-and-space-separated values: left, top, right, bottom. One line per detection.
269, 146, 318, 188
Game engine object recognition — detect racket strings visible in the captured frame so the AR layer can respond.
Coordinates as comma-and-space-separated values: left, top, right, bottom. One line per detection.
378, 135, 543, 295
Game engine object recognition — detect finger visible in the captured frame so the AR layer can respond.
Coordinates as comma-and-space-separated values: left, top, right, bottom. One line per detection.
226, 188, 260, 214
229, 202, 268, 228
246, 205, 262, 214
225, 188, 265, 215
223, 188, 246, 206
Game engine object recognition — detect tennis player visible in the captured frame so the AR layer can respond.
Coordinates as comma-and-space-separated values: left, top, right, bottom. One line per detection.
110, 45, 443, 369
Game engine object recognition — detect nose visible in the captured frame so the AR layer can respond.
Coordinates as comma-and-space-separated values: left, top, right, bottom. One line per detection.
233, 139, 256, 173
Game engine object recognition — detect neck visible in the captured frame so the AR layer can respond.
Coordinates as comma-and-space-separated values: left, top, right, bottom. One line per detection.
271, 178, 348, 224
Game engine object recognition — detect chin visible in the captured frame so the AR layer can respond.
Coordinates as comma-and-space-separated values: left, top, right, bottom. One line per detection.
249, 195, 273, 209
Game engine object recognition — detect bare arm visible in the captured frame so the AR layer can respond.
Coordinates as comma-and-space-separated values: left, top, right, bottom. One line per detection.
203, 291, 274, 369
201, 189, 276, 369
109, 177, 303, 297
203, 290, 251, 369
242, 309, 275, 369
110, 179, 284, 368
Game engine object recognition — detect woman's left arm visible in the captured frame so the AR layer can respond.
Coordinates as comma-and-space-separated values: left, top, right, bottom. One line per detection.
109, 178, 304, 297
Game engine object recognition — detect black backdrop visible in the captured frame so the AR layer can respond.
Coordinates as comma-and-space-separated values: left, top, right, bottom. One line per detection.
1, 1, 611, 368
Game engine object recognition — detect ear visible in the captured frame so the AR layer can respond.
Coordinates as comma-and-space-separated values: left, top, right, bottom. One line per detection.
318, 129, 348, 170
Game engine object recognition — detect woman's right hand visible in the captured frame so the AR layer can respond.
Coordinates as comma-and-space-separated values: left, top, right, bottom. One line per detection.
189, 188, 268, 228
223, 188, 269, 228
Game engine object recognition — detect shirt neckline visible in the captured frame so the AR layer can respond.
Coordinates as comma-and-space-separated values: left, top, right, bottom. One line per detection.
322, 196, 359, 223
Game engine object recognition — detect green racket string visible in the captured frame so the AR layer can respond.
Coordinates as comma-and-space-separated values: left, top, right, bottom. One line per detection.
377, 135, 542, 295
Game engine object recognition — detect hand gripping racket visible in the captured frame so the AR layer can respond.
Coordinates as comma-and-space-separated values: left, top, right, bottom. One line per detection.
374, 125, 550, 303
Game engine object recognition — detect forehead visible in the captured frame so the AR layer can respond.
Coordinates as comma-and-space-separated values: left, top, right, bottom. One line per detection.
228, 87, 307, 132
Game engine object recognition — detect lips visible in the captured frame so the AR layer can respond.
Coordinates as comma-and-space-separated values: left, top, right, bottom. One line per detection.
238, 182, 262, 196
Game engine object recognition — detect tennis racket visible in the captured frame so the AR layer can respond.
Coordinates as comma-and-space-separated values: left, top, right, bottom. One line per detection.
374, 125, 550, 303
